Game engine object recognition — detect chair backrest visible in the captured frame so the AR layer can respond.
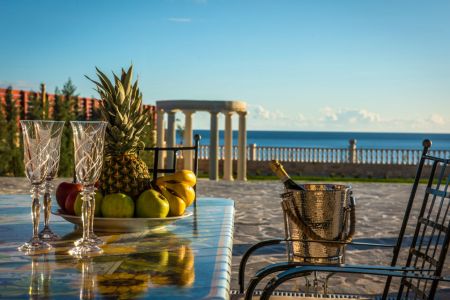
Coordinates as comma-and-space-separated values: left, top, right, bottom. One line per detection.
143, 134, 201, 185
383, 139, 450, 299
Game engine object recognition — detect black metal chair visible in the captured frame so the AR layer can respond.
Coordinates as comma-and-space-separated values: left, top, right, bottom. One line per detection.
239, 139, 450, 299
141, 134, 201, 204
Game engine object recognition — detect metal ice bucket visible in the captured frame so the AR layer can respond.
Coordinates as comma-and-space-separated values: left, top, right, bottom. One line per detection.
281, 184, 355, 265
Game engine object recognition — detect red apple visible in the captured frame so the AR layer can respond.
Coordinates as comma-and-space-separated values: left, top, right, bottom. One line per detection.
56, 182, 82, 210
65, 190, 81, 215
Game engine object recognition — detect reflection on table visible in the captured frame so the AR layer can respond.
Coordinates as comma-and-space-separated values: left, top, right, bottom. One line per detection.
0, 196, 234, 299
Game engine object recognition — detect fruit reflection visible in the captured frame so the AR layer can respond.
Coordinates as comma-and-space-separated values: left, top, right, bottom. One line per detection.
96, 273, 150, 299
94, 231, 195, 298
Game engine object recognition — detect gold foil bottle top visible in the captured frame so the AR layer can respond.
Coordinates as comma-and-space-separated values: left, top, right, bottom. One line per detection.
269, 160, 289, 180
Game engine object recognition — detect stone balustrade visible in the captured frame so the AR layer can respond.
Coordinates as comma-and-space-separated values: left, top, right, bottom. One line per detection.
192, 143, 450, 166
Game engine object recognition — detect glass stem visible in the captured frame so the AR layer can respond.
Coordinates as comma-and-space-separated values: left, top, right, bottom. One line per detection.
43, 180, 53, 228
31, 184, 41, 241
89, 196, 95, 235
81, 186, 94, 242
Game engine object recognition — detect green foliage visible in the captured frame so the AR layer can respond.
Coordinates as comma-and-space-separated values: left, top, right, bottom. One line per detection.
27, 92, 44, 120
0, 86, 24, 176
63, 78, 82, 121
175, 118, 184, 145
53, 79, 80, 177
0, 92, 8, 175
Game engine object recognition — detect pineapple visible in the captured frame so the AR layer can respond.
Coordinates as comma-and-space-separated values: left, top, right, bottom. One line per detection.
87, 66, 151, 198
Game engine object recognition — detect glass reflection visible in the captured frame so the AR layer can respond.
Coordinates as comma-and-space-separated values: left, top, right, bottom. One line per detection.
29, 255, 51, 299
79, 258, 95, 300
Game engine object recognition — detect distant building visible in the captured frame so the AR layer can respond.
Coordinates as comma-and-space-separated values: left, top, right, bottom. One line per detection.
0, 86, 156, 121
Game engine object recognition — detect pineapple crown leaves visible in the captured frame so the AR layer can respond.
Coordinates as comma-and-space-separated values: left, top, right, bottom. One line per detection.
86, 65, 150, 155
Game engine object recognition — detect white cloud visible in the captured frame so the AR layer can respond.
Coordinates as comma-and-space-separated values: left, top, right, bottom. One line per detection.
168, 17, 192, 23
320, 106, 338, 121
319, 107, 381, 124
248, 105, 449, 132
0, 80, 36, 90
251, 104, 286, 121
428, 113, 446, 125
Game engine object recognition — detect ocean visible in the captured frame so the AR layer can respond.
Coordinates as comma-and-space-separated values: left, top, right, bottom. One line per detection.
183, 130, 450, 150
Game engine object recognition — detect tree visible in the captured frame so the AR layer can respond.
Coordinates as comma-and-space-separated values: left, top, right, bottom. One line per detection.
62, 78, 82, 120
4, 86, 24, 176
0, 92, 8, 175
27, 91, 44, 120
176, 118, 185, 145
53, 84, 74, 177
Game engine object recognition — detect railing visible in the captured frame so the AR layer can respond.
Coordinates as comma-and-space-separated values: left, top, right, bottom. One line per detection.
194, 144, 450, 165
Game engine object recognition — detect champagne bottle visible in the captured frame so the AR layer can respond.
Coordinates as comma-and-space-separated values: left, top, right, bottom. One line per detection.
269, 160, 306, 191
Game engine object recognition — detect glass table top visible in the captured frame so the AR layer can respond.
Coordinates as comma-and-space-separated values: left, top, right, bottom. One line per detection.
0, 195, 234, 299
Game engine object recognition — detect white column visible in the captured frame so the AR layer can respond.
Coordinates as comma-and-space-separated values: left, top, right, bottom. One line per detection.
183, 110, 194, 170
209, 111, 219, 181
223, 112, 234, 181
156, 109, 165, 148
156, 109, 165, 169
166, 110, 176, 168
237, 111, 247, 181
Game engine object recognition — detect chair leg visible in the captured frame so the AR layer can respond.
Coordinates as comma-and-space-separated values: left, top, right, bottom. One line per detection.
244, 262, 309, 300
238, 239, 285, 293
259, 270, 311, 300
323, 272, 337, 295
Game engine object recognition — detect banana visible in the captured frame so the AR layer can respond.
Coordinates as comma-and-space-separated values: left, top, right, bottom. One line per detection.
164, 182, 195, 207
160, 187, 186, 217
156, 170, 196, 187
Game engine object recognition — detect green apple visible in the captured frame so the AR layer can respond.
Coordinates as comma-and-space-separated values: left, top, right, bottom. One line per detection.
74, 191, 103, 217
136, 190, 169, 218
101, 193, 135, 218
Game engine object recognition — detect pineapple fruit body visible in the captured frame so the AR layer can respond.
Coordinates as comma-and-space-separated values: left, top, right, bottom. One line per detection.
100, 154, 151, 199
87, 65, 153, 201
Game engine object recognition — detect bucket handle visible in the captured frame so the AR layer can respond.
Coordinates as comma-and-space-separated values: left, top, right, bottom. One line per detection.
281, 195, 356, 248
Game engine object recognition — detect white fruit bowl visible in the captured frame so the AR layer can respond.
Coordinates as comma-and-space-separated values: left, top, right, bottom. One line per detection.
52, 210, 193, 233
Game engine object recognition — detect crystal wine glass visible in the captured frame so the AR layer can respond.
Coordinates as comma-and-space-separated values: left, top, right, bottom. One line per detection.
69, 121, 107, 257
38, 121, 65, 241
18, 120, 56, 253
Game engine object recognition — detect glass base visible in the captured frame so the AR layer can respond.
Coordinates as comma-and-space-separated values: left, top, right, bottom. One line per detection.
88, 233, 105, 246
39, 227, 60, 241
74, 234, 104, 247
69, 242, 103, 257
18, 238, 52, 253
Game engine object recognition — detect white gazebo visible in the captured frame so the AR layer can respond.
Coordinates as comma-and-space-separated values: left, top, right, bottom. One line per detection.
156, 100, 247, 181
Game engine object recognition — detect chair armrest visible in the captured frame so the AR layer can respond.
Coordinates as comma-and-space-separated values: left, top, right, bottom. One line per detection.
295, 239, 396, 248
238, 239, 286, 293
260, 265, 449, 300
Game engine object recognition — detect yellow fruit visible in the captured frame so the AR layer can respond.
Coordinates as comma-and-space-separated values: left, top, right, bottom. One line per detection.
164, 182, 195, 207
156, 170, 196, 187
161, 187, 186, 216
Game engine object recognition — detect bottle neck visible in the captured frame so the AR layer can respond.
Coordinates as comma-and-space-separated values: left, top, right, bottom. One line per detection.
270, 161, 291, 182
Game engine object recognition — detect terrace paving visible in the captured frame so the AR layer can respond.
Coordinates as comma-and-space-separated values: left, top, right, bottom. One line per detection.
1, 177, 449, 297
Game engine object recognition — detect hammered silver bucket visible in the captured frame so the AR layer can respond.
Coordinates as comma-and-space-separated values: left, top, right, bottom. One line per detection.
281, 184, 354, 265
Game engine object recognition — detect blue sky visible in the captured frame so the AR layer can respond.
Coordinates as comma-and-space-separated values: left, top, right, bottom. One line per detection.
1, 0, 449, 132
